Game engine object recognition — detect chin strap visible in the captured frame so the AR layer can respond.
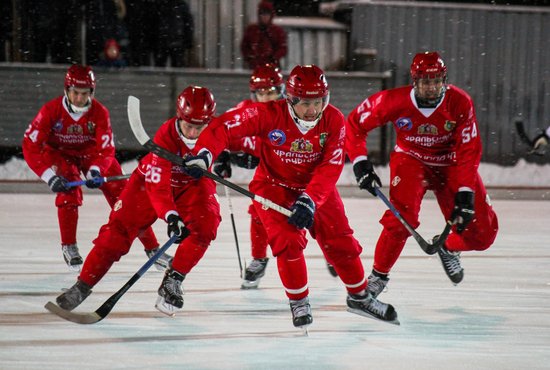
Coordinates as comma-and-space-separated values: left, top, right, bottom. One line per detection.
64, 94, 91, 114
175, 119, 198, 149
414, 85, 446, 108
287, 103, 322, 131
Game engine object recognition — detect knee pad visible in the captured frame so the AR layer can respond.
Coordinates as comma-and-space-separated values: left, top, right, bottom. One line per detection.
321, 234, 362, 266
55, 188, 82, 207
380, 210, 417, 240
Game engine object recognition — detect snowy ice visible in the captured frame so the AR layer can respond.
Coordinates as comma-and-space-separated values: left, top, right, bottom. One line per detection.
0, 158, 549, 369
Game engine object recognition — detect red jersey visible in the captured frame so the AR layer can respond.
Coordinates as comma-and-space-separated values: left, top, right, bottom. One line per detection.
137, 117, 216, 220
346, 84, 482, 189
197, 99, 346, 207
22, 96, 116, 177
226, 99, 260, 156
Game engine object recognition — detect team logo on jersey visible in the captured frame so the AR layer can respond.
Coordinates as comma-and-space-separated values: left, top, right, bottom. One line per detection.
87, 121, 96, 134
391, 176, 401, 187
53, 121, 63, 132
417, 123, 438, 135
290, 138, 313, 153
396, 117, 413, 131
444, 120, 456, 131
114, 199, 122, 211
268, 129, 286, 146
319, 133, 328, 147
67, 124, 83, 135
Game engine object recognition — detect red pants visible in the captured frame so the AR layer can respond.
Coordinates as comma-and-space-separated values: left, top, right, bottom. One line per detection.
79, 173, 221, 287
248, 203, 269, 259
249, 180, 367, 300
45, 150, 158, 250
373, 152, 499, 274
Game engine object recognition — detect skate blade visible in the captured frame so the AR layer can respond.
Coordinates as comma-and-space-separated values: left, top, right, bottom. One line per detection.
347, 308, 400, 326
152, 263, 166, 272
154, 258, 172, 271
155, 296, 179, 317
240, 280, 260, 289
298, 325, 310, 337
67, 264, 82, 272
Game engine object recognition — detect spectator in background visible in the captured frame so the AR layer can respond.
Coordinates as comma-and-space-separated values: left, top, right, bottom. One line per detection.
126, 0, 193, 67
241, 0, 287, 70
21, 0, 81, 63
86, 0, 128, 65
96, 38, 128, 68
0, 0, 12, 62
156, 0, 194, 67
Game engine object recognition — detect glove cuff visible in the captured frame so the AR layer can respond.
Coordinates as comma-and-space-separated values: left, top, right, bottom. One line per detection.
86, 166, 101, 179
298, 193, 315, 213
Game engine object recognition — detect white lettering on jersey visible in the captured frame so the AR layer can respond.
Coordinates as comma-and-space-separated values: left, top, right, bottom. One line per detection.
101, 134, 113, 149
27, 129, 39, 143
243, 137, 255, 150
329, 148, 343, 165
359, 112, 371, 124
461, 122, 478, 143
144, 165, 162, 183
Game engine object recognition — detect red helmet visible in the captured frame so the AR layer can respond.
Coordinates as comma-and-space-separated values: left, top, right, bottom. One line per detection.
410, 52, 447, 81
286, 64, 329, 102
64, 65, 96, 91
258, 0, 275, 16
176, 86, 216, 125
249, 64, 284, 92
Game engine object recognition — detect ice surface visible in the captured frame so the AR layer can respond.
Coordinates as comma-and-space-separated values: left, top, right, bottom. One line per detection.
0, 193, 549, 370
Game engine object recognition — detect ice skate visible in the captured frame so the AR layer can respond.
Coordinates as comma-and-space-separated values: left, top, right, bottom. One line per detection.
436, 244, 464, 285
326, 262, 338, 277
56, 279, 92, 311
241, 258, 268, 289
346, 292, 399, 325
145, 247, 173, 271
62, 244, 83, 272
155, 268, 185, 316
367, 270, 389, 298
289, 296, 313, 334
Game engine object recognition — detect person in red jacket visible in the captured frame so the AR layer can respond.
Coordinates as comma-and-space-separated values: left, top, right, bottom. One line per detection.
22, 64, 161, 272
55, 86, 221, 317
213, 64, 282, 288
184, 65, 399, 329
346, 52, 499, 298
240, 1, 287, 70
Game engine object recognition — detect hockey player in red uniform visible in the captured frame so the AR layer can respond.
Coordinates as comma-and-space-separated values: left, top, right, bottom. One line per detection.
185, 65, 399, 328
55, 86, 220, 315
214, 64, 338, 289
22, 65, 161, 272
213, 64, 283, 289
346, 52, 499, 297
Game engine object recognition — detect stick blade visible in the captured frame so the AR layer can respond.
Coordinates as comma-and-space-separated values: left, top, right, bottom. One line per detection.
44, 301, 103, 325
127, 96, 150, 145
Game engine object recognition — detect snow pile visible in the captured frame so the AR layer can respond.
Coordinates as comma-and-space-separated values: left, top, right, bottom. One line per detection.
2, 156, 549, 187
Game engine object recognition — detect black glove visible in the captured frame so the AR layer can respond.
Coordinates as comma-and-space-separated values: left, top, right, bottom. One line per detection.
213, 150, 232, 178
353, 159, 382, 196
532, 132, 549, 156
451, 191, 475, 233
288, 193, 315, 229
85, 169, 102, 189
166, 214, 190, 243
232, 152, 260, 169
48, 175, 70, 193
183, 150, 211, 179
